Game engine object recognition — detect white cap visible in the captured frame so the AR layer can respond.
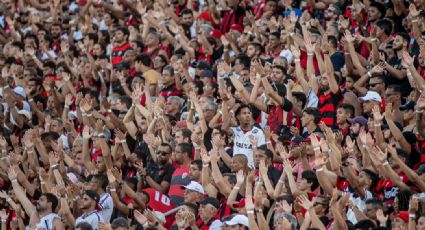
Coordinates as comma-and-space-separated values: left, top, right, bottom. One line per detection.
360, 91, 382, 103
225, 215, 249, 227
183, 181, 205, 194
13, 86, 26, 98
18, 110, 32, 120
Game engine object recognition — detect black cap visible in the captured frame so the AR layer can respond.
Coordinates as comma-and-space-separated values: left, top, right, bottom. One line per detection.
199, 197, 220, 209
400, 101, 416, 111
85, 190, 100, 204
193, 60, 211, 70
111, 217, 130, 229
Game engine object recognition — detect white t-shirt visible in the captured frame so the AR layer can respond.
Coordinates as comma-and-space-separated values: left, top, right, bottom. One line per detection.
231, 126, 266, 168
35, 213, 61, 230
75, 211, 104, 230
98, 193, 113, 223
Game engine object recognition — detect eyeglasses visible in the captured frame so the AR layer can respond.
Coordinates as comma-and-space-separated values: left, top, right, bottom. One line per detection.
157, 151, 170, 156
369, 82, 383, 87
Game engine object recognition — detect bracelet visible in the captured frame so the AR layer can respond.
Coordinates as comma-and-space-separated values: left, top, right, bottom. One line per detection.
307, 53, 314, 56
143, 223, 149, 228
374, 123, 381, 127
294, 58, 300, 63
110, 188, 116, 192
120, 140, 126, 143
265, 141, 271, 144
256, 208, 263, 212
410, 213, 416, 219
316, 167, 324, 172
86, 113, 93, 117
278, 180, 284, 183
412, 19, 419, 23
383, 161, 389, 165
51, 164, 58, 169
82, 112, 87, 116
362, 144, 367, 149
203, 164, 209, 168
64, 105, 69, 109
3, 85, 9, 89
344, 52, 350, 55
107, 109, 112, 113
11, 179, 17, 183
313, 147, 321, 152
234, 186, 240, 190
416, 110, 424, 114
247, 210, 254, 214
371, 38, 377, 42
289, 32, 294, 36
367, 71, 372, 77
6, 197, 11, 203
29, 98, 34, 102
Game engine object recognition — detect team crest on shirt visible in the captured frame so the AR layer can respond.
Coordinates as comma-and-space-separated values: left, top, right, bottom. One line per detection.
252, 129, 258, 134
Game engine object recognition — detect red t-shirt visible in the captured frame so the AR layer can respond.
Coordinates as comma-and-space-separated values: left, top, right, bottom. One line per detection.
143, 188, 175, 228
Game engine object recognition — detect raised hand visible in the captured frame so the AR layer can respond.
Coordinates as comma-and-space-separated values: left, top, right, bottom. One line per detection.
64, 94, 73, 107
417, 92, 425, 110
344, 30, 355, 43
304, 35, 316, 54
384, 103, 393, 121
236, 170, 245, 185
82, 126, 92, 139
134, 210, 148, 225
409, 3, 420, 18
372, 105, 384, 123
298, 195, 313, 210
200, 148, 210, 165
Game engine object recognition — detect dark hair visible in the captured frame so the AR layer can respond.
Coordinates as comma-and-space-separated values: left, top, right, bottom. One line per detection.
29, 77, 43, 86
362, 169, 379, 190
376, 19, 393, 36
178, 143, 193, 158
396, 32, 410, 43
248, 42, 263, 53
88, 33, 99, 43
191, 159, 202, 170
338, 104, 355, 119
75, 222, 93, 230
234, 54, 251, 69
44, 61, 56, 69
180, 8, 193, 16
118, 96, 132, 109
92, 174, 109, 190
41, 131, 60, 142
162, 65, 174, 76
292, 92, 307, 108
328, 35, 338, 49
177, 128, 192, 139
370, 73, 385, 83
235, 104, 251, 117
43, 193, 59, 211
365, 197, 383, 209
354, 219, 376, 229
136, 54, 152, 67
276, 194, 294, 205
159, 143, 172, 153
302, 170, 319, 191
257, 145, 273, 159
387, 85, 401, 95
116, 27, 129, 37
303, 107, 321, 124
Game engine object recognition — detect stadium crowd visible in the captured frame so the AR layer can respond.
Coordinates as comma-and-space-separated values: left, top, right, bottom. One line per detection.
0, 0, 425, 229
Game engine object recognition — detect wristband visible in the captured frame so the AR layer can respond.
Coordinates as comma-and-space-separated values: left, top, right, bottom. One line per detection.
374, 123, 381, 127
143, 223, 149, 228
256, 208, 263, 212
307, 53, 314, 56
234, 186, 240, 190
383, 161, 389, 165
410, 213, 416, 219
86, 113, 93, 117
294, 58, 300, 63
289, 32, 295, 36
316, 167, 324, 172
265, 141, 271, 144
11, 179, 17, 183
371, 38, 377, 42
120, 140, 126, 143
64, 105, 69, 109
313, 147, 321, 152
40, 181, 46, 185
29, 98, 34, 102
51, 164, 59, 169
3, 85, 9, 89
203, 164, 209, 168
247, 210, 254, 214
367, 71, 372, 77
82, 112, 87, 116
412, 19, 419, 23
107, 109, 112, 113
6, 197, 12, 203
110, 188, 116, 192
278, 180, 284, 183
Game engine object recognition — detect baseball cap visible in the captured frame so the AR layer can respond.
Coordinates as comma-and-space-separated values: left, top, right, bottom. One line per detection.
182, 181, 205, 194
200, 70, 213, 78
395, 211, 409, 223
400, 101, 416, 111
115, 61, 130, 70
14, 86, 26, 98
193, 60, 211, 70
229, 24, 243, 34
85, 190, 100, 204
225, 215, 249, 227
111, 217, 129, 229
210, 29, 222, 39
348, 116, 368, 127
199, 197, 220, 209
360, 91, 382, 103
198, 11, 214, 22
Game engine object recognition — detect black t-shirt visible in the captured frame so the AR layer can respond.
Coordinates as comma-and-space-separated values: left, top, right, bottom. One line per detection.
267, 166, 283, 187
387, 57, 412, 97
150, 163, 176, 186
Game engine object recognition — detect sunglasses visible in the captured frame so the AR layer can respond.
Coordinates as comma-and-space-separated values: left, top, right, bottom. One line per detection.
157, 151, 170, 156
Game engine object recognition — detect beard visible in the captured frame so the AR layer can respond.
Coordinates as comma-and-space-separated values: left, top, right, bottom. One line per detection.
36, 204, 47, 212
320, 85, 330, 93
393, 45, 403, 51
159, 159, 168, 165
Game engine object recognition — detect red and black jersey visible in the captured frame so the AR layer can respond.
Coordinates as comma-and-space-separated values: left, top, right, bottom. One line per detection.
111, 42, 132, 66
160, 84, 184, 100
318, 90, 343, 127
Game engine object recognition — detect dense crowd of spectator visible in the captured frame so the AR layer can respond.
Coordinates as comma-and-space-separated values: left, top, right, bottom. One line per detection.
0, 0, 425, 229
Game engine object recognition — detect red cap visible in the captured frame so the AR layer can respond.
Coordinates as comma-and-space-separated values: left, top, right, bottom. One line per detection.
395, 211, 409, 223
210, 29, 222, 39
198, 11, 213, 22
229, 24, 243, 33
